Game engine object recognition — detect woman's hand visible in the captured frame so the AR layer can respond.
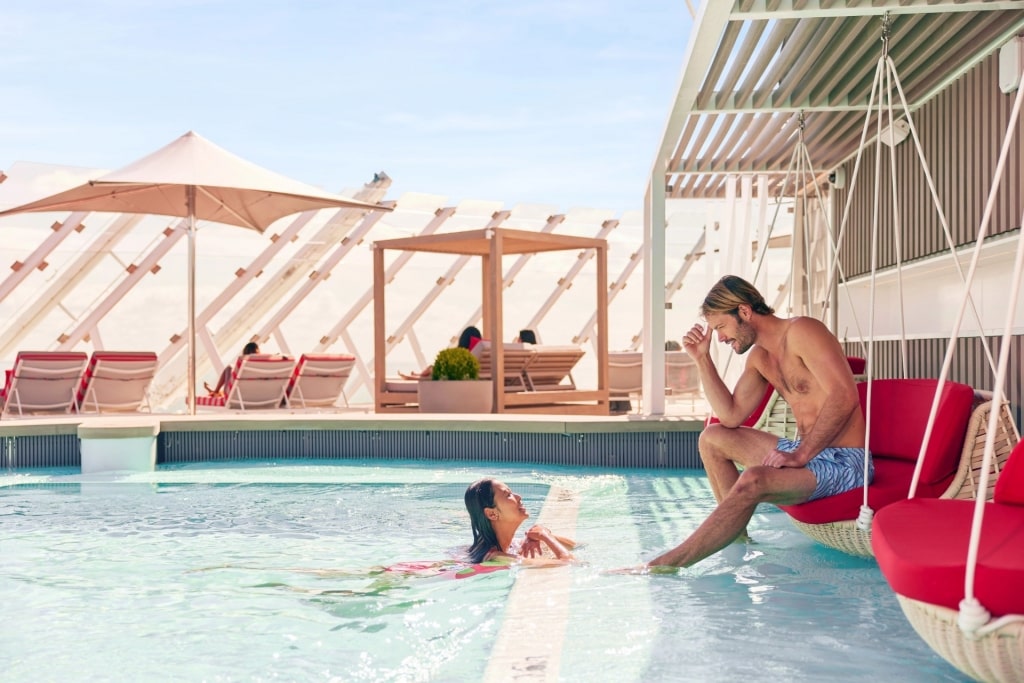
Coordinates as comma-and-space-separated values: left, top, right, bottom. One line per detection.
526, 525, 573, 560
519, 537, 544, 558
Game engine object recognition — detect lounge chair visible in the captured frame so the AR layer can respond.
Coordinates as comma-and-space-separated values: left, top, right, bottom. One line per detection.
285, 353, 356, 409
522, 345, 585, 391
196, 354, 297, 410
471, 341, 534, 391
76, 351, 158, 414
608, 350, 702, 413
0, 351, 89, 419
608, 351, 642, 413
665, 351, 701, 405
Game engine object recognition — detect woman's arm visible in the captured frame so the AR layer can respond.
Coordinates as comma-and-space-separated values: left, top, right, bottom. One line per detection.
526, 525, 573, 560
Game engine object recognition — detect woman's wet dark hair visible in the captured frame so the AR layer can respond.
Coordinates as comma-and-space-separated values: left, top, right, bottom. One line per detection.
242, 341, 260, 355
465, 478, 499, 563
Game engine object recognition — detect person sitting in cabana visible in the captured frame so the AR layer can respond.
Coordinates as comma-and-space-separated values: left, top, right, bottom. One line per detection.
647, 275, 867, 568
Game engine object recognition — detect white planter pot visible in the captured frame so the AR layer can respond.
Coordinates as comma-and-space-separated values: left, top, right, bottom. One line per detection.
418, 380, 494, 414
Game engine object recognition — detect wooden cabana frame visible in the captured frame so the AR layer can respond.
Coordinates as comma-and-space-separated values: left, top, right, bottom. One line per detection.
372, 227, 609, 414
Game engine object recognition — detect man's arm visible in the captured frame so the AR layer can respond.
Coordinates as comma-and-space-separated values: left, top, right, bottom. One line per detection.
767, 319, 861, 467
683, 324, 769, 427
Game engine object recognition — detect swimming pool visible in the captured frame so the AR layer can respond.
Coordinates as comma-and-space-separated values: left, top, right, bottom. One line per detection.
1, 460, 968, 682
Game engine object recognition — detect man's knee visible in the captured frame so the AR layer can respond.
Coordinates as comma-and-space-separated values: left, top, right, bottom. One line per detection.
698, 423, 729, 458
729, 466, 775, 503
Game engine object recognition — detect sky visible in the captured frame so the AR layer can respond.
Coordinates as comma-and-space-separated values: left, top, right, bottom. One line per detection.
0, 1, 694, 212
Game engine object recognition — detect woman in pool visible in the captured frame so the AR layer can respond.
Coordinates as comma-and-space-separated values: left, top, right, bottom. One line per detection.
464, 478, 575, 563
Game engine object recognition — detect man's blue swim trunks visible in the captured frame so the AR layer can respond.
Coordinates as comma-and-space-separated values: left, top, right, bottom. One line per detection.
776, 437, 873, 501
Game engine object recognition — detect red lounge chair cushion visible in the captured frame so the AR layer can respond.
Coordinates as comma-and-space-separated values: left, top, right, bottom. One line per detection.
994, 439, 1024, 506
196, 394, 226, 407
872, 497, 1024, 617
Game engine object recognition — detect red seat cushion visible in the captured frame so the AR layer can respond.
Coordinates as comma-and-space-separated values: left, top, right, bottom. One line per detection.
994, 439, 1024, 506
778, 378, 973, 523
859, 379, 973, 484
872, 497, 1024, 617
779, 457, 952, 523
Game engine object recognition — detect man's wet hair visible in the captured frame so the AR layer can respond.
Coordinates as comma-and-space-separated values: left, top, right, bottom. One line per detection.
700, 275, 775, 319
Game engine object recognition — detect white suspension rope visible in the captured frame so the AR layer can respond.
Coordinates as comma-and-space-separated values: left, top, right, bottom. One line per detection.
887, 54, 998, 374
821, 56, 884, 318
957, 70, 1024, 638
883, 55, 909, 378
906, 63, 1024, 502
800, 143, 869, 361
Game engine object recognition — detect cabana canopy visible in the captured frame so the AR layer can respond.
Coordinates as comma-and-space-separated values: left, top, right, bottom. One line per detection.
372, 227, 609, 414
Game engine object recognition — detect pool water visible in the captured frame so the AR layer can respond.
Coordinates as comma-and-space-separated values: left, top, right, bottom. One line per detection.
0, 460, 968, 682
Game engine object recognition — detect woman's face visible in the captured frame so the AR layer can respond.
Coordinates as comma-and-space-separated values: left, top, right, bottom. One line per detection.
487, 480, 528, 525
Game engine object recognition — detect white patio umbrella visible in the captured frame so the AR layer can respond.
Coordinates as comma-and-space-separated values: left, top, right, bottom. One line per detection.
0, 130, 392, 414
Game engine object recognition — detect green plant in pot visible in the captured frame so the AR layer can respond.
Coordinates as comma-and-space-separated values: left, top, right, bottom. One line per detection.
419, 346, 492, 413
431, 347, 480, 381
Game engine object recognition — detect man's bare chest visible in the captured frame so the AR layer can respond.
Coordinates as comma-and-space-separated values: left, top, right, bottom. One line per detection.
759, 355, 814, 396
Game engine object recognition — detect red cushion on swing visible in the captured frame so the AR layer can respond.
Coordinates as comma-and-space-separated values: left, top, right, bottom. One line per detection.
779, 457, 954, 523
858, 379, 974, 482
994, 437, 1024, 506
872, 497, 1024, 617
778, 378, 973, 523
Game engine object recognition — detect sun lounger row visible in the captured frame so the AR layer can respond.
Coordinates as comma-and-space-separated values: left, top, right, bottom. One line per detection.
0, 351, 157, 419
0, 350, 356, 418
196, 353, 355, 411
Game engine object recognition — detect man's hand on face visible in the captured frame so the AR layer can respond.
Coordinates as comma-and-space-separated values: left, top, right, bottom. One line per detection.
682, 323, 712, 360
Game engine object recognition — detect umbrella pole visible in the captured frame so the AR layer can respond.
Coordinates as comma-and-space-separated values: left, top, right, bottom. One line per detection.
187, 186, 197, 415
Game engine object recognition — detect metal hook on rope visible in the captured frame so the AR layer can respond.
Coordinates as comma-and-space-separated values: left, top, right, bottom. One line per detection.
880, 12, 891, 59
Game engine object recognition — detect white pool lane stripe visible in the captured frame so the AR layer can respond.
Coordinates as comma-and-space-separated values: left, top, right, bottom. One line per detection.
483, 485, 580, 682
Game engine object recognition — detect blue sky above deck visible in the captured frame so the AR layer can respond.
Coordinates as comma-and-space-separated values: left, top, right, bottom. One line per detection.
0, 0, 692, 211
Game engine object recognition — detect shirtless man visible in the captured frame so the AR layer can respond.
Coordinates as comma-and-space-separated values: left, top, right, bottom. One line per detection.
648, 275, 868, 567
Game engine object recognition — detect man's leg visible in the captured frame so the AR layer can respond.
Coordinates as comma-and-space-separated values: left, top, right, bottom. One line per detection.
648, 464, 817, 568
698, 425, 779, 504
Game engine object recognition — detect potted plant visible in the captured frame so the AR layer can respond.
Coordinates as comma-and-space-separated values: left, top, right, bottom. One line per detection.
418, 347, 494, 413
